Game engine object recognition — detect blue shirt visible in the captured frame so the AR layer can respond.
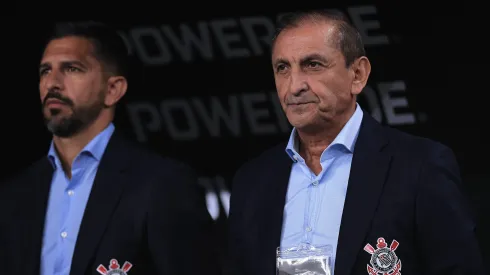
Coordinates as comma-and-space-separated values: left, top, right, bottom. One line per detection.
281, 104, 363, 274
41, 123, 115, 275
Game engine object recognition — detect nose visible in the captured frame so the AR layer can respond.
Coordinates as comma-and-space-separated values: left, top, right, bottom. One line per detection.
289, 72, 308, 96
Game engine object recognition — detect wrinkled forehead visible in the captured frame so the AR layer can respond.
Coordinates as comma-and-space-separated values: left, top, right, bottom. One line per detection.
272, 21, 341, 62
41, 36, 97, 66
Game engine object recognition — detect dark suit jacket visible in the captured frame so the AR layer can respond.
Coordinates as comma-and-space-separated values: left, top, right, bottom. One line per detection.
0, 131, 220, 275
228, 112, 486, 275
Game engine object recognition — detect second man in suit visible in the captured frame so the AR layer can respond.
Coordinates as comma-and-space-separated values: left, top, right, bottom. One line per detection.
0, 21, 219, 275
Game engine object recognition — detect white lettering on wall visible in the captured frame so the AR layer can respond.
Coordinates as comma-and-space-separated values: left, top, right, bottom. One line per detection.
160, 99, 200, 140
161, 22, 214, 62
210, 19, 251, 58
347, 5, 390, 45
377, 81, 416, 125
241, 93, 278, 135
119, 5, 388, 65
192, 96, 242, 137
240, 16, 276, 53
129, 27, 173, 65
126, 80, 418, 142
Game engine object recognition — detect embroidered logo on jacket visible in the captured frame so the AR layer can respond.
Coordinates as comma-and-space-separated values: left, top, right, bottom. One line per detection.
96, 259, 133, 275
364, 237, 401, 275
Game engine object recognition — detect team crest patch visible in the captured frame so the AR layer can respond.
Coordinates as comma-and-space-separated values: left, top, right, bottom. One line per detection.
364, 237, 401, 275
97, 259, 133, 275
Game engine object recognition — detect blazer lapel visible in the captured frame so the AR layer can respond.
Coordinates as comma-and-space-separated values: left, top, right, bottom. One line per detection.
26, 158, 54, 275
70, 133, 132, 275
257, 146, 292, 274
334, 114, 392, 275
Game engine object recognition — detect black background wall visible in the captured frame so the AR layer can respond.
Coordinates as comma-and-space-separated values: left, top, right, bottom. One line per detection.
3, 1, 489, 271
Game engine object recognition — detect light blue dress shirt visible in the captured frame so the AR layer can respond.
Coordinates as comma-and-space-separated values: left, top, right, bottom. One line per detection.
281, 104, 363, 273
41, 123, 115, 275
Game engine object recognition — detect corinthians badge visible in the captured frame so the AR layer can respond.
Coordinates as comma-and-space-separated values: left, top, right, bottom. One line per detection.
96, 259, 133, 275
364, 237, 401, 275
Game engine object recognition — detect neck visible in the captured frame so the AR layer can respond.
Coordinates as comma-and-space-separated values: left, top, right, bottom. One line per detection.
53, 115, 112, 177
297, 103, 357, 174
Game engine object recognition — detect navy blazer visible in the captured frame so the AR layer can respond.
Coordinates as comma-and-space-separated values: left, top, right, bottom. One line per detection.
0, 131, 221, 275
228, 112, 485, 275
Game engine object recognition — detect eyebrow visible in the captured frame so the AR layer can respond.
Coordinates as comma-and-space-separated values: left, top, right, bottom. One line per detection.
273, 58, 288, 68
273, 53, 329, 67
299, 53, 329, 64
39, 60, 88, 71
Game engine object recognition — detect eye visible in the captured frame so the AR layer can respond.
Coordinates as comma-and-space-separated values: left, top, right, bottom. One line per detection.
39, 68, 49, 76
307, 61, 321, 68
276, 64, 288, 73
66, 66, 81, 72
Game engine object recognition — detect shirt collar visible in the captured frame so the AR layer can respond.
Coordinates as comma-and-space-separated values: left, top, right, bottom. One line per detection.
48, 123, 115, 168
285, 103, 364, 162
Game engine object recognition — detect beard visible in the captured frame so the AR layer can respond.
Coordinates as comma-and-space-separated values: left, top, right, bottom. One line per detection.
42, 91, 105, 137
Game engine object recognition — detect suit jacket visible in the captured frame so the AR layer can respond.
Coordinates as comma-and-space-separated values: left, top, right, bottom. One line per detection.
228, 112, 486, 275
0, 131, 220, 275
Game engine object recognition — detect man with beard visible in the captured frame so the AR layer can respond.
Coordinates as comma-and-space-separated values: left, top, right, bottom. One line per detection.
0, 21, 219, 275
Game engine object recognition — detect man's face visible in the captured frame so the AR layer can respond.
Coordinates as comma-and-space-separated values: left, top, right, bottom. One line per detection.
272, 20, 365, 132
39, 36, 107, 137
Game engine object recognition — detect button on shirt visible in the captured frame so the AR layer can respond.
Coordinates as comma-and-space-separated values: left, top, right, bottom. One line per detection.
281, 104, 363, 273
40, 123, 115, 275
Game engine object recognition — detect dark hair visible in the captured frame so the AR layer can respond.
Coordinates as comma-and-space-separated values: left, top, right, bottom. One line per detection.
272, 9, 366, 67
43, 21, 129, 78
